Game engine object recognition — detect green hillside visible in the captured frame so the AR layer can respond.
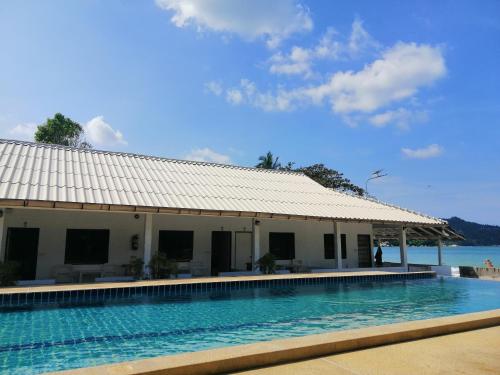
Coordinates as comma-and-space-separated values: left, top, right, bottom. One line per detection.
446, 217, 500, 246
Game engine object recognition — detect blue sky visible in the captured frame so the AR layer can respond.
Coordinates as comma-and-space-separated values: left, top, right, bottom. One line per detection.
0, 0, 499, 224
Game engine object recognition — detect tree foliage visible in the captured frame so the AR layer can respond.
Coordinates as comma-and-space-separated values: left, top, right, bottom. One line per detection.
296, 164, 365, 196
34, 113, 92, 148
256, 152, 365, 195
256, 151, 281, 169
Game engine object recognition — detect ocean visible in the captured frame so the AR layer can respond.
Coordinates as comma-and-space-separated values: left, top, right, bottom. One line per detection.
381, 246, 500, 268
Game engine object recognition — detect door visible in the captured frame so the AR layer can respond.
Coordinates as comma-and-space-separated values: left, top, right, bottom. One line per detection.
234, 232, 252, 270
357, 234, 372, 268
5, 228, 40, 280
211, 231, 232, 276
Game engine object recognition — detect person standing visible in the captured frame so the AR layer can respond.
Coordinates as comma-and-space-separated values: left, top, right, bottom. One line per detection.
375, 245, 383, 267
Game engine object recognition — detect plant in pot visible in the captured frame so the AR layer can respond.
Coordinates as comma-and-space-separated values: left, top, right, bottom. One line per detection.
125, 256, 144, 280
257, 253, 276, 274
0, 261, 20, 286
148, 253, 178, 279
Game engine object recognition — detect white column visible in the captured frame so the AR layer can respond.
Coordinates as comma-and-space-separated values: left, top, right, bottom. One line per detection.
334, 222, 342, 270
252, 219, 261, 270
0, 209, 5, 262
437, 237, 443, 266
143, 213, 153, 276
399, 227, 408, 269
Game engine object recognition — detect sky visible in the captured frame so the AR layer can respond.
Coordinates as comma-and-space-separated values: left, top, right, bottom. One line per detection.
0, 0, 499, 225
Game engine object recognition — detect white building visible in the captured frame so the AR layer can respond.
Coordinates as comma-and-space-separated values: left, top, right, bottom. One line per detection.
0, 140, 461, 282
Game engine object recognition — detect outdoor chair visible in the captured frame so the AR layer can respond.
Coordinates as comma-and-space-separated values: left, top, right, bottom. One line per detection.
52, 265, 78, 283
101, 264, 123, 277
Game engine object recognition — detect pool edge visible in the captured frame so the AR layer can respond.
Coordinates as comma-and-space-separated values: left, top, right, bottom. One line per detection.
47, 308, 500, 375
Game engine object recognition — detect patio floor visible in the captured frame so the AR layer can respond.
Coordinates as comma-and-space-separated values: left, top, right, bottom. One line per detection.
233, 325, 500, 375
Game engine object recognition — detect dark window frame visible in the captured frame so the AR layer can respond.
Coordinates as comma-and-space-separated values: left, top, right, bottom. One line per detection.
158, 230, 194, 262
324, 233, 335, 259
269, 232, 295, 260
64, 229, 110, 265
341, 234, 347, 259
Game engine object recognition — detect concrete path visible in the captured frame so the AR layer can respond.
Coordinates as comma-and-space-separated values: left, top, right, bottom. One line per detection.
234, 326, 500, 375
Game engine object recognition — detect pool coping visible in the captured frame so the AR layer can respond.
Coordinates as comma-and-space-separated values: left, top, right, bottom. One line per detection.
0, 271, 435, 307
47, 308, 500, 375
0, 271, 432, 295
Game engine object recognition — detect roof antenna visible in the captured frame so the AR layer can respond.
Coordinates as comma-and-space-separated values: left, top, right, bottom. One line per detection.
365, 169, 388, 196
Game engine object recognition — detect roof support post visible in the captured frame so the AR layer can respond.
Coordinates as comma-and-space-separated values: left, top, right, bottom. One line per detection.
252, 219, 261, 271
143, 213, 153, 278
437, 237, 443, 266
334, 222, 342, 270
0, 208, 5, 262
399, 227, 408, 270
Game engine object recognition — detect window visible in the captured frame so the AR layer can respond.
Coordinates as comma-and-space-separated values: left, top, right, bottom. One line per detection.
269, 232, 295, 260
324, 234, 335, 259
341, 234, 347, 259
65, 229, 109, 264
158, 230, 194, 261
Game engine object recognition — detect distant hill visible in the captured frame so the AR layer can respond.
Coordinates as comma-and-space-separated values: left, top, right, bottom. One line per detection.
445, 217, 500, 246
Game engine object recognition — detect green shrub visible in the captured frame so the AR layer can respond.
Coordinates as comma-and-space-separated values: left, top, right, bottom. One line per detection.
125, 256, 144, 280
257, 253, 276, 274
0, 261, 20, 286
148, 253, 178, 279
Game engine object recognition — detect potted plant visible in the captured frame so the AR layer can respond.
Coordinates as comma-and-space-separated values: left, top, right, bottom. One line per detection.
125, 256, 144, 280
257, 253, 276, 274
148, 253, 178, 279
0, 261, 20, 286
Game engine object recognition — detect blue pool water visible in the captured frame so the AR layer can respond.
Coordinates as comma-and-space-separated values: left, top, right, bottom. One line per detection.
1, 277, 499, 374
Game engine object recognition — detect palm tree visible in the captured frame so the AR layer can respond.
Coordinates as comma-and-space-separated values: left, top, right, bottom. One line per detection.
256, 151, 281, 169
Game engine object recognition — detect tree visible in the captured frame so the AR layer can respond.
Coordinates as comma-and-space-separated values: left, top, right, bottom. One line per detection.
296, 164, 365, 196
34, 113, 92, 148
255, 152, 365, 195
256, 151, 281, 169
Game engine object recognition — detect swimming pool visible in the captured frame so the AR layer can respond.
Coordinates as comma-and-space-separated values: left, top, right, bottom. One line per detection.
1, 276, 499, 374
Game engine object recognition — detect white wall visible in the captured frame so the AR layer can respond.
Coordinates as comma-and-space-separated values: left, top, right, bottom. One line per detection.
3, 208, 145, 279
337, 222, 374, 268
1, 208, 375, 279
151, 215, 253, 276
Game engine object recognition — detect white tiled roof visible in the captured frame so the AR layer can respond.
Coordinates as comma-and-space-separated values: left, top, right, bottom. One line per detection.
0, 140, 444, 225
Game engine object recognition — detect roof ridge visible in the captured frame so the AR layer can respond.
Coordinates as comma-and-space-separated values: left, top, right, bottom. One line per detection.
0, 138, 304, 176
328, 188, 446, 224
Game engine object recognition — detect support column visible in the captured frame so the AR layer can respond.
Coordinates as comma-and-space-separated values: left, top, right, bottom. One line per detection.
437, 237, 443, 266
252, 219, 261, 270
399, 227, 408, 269
143, 213, 153, 277
334, 222, 342, 270
0, 209, 5, 262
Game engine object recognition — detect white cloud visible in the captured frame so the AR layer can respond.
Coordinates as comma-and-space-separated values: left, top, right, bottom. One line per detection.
184, 147, 231, 164
248, 42, 445, 116
84, 116, 127, 147
223, 79, 297, 111
369, 108, 429, 130
156, 0, 312, 48
8, 123, 37, 141
269, 46, 313, 78
204, 81, 223, 96
226, 89, 243, 105
401, 144, 443, 159
310, 42, 446, 114
347, 18, 380, 58
268, 20, 378, 79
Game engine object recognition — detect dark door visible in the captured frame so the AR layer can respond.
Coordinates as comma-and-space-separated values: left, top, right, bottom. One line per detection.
357, 234, 372, 268
5, 228, 39, 280
211, 231, 232, 276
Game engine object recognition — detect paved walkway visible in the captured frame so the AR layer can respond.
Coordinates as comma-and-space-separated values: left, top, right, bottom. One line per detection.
234, 326, 500, 375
